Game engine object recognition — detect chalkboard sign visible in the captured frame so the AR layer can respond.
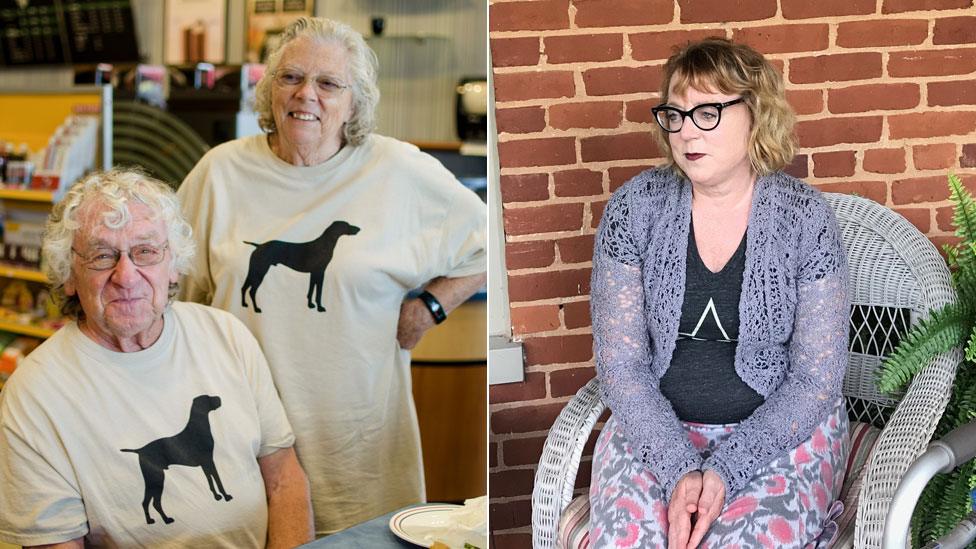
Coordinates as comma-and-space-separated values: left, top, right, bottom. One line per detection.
0, 0, 139, 66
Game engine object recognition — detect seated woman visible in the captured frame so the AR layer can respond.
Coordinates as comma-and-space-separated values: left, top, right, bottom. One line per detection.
589, 38, 850, 549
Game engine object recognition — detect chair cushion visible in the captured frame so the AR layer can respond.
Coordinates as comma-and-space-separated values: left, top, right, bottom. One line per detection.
554, 422, 883, 549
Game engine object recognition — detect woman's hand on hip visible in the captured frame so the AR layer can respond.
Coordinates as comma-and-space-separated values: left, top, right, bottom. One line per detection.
668, 471, 702, 549
396, 297, 436, 349
687, 469, 726, 549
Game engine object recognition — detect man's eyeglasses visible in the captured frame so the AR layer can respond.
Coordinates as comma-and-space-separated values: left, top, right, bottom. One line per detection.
72, 243, 169, 271
651, 98, 745, 133
272, 69, 349, 97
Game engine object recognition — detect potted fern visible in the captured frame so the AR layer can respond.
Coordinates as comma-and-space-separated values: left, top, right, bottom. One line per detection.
878, 173, 976, 546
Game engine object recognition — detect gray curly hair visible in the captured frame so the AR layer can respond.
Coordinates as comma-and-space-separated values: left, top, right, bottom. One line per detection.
254, 16, 380, 146
42, 169, 195, 319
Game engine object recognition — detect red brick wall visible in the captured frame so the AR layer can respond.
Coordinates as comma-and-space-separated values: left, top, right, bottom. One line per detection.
489, 0, 976, 546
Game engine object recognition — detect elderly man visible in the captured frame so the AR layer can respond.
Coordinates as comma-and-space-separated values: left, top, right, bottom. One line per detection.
0, 170, 313, 548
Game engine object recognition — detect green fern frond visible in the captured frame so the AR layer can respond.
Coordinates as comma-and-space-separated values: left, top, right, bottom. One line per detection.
950, 173, 976, 247
879, 303, 971, 393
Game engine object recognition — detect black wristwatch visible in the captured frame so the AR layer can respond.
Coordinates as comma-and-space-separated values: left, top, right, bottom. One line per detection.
417, 290, 447, 324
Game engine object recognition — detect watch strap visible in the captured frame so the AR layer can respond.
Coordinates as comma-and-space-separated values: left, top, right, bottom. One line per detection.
418, 290, 447, 324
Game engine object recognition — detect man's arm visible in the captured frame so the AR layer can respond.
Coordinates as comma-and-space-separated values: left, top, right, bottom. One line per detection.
258, 447, 313, 549
397, 273, 486, 350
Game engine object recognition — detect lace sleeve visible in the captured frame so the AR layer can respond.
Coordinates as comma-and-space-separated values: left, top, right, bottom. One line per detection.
703, 209, 849, 497
592, 187, 702, 500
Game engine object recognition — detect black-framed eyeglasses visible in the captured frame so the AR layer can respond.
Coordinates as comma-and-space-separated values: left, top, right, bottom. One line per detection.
272, 69, 349, 97
651, 98, 745, 133
71, 243, 169, 271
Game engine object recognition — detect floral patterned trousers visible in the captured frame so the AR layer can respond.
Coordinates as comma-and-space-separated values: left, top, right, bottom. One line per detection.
589, 399, 850, 548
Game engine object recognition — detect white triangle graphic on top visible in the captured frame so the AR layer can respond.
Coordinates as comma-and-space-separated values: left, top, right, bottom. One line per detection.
685, 298, 732, 342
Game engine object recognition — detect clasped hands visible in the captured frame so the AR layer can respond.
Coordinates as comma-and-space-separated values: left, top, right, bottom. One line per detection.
667, 469, 726, 549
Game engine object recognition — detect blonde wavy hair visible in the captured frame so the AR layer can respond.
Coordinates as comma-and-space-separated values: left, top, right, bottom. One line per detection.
656, 38, 796, 178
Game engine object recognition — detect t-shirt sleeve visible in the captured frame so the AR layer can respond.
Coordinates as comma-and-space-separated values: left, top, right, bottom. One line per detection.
437, 184, 486, 278
228, 318, 295, 456
0, 373, 88, 546
176, 158, 216, 305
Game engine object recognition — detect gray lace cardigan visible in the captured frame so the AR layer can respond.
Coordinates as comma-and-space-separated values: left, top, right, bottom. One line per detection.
591, 167, 849, 500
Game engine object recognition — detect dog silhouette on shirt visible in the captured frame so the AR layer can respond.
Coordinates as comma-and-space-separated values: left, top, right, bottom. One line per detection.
241, 221, 361, 313
120, 395, 230, 525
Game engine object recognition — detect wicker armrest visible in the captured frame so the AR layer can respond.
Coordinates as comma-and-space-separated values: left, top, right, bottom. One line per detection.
531, 377, 606, 549
854, 346, 962, 548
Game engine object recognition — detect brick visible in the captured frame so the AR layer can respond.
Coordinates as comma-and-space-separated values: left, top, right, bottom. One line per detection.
591, 200, 608, 227
785, 154, 809, 179
504, 203, 584, 236
575, 460, 593, 489
892, 175, 954, 204
678, 0, 777, 23
837, 19, 928, 48
489, 371, 547, 403
936, 205, 955, 232
732, 24, 829, 54
501, 173, 549, 203
563, 300, 592, 329
928, 80, 976, 107
491, 468, 536, 498
895, 208, 931, 233
888, 112, 976, 140
609, 165, 652, 190
934, 16, 976, 45
491, 401, 565, 434
889, 49, 976, 78
786, 89, 823, 115
508, 268, 592, 302
581, 132, 661, 162
490, 37, 541, 68
489, 0, 570, 31
557, 234, 596, 263
494, 71, 575, 103
630, 29, 724, 62
549, 101, 623, 130
790, 53, 882, 84
914, 143, 958, 171
512, 305, 561, 335
550, 367, 596, 397
813, 151, 856, 177
496, 106, 547, 134
815, 180, 887, 204
827, 83, 920, 114
574, 0, 674, 27
544, 34, 623, 64
490, 441, 498, 468
962, 144, 976, 168
863, 148, 906, 174
796, 117, 883, 148
505, 239, 556, 270
502, 436, 548, 466
492, 533, 531, 549
582, 66, 663, 97
883, 0, 974, 14
625, 98, 657, 123
523, 333, 594, 366
782, 0, 875, 18
932, 236, 962, 258
554, 169, 604, 197
489, 499, 532, 531
498, 137, 577, 168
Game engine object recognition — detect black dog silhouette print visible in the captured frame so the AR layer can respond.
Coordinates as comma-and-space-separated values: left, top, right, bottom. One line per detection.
120, 395, 230, 525
240, 221, 361, 313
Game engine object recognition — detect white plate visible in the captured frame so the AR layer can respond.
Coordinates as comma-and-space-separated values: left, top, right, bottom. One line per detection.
388, 503, 463, 547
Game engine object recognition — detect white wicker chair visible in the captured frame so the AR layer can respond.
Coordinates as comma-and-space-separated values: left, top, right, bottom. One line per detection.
530, 192, 962, 549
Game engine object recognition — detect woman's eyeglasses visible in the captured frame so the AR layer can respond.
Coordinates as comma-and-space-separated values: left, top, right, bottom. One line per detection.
651, 98, 745, 133
272, 69, 349, 97
72, 243, 169, 271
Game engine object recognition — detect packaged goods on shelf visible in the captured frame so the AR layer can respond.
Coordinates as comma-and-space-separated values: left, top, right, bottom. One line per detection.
0, 336, 42, 385
30, 114, 99, 192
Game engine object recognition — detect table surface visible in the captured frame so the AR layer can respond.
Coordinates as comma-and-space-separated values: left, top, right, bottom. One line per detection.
300, 509, 418, 548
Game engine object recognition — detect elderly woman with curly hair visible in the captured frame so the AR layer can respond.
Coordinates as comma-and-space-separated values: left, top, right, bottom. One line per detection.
0, 169, 311, 548
588, 38, 850, 549
177, 17, 486, 534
